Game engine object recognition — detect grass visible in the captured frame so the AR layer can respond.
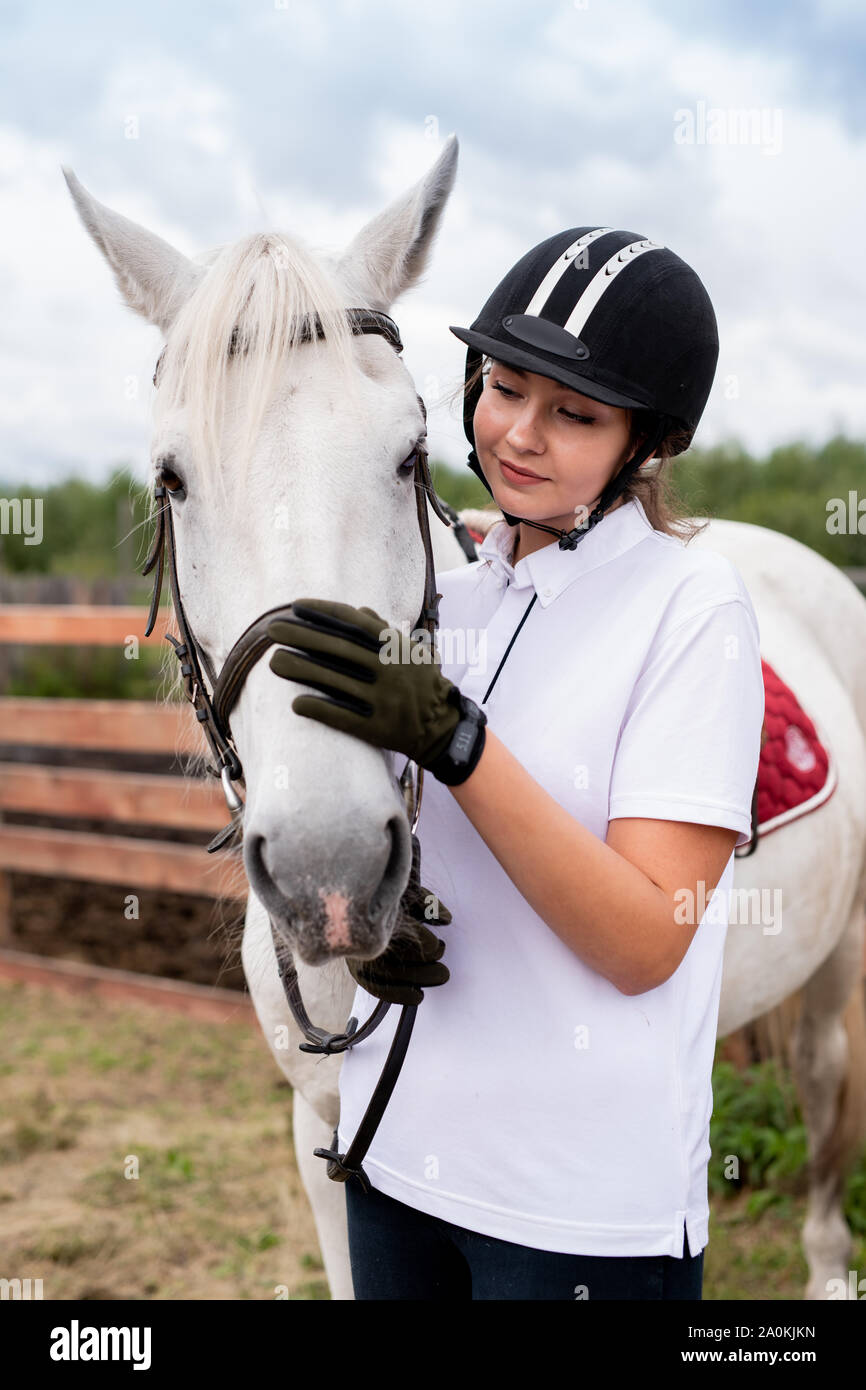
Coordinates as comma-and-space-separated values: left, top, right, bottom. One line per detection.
705, 1051, 866, 1298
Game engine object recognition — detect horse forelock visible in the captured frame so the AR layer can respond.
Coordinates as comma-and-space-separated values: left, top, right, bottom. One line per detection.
153, 230, 367, 508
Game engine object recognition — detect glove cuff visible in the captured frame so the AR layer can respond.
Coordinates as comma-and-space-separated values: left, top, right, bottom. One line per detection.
427, 690, 488, 786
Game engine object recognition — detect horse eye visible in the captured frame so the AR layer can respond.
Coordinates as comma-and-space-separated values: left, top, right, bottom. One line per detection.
398, 443, 424, 476
159, 465, 186, 498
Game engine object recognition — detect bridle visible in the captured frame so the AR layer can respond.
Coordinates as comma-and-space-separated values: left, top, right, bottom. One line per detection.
142, 307, 468, 1190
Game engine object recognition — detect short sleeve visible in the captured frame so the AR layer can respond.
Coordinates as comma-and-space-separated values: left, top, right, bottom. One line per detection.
608, 597, 764, 848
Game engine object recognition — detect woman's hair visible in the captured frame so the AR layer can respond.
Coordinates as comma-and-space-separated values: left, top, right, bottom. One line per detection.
451, 357, 709, 545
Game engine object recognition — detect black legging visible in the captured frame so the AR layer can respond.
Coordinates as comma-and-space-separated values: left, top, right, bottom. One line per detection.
345, 1179, 704, 1300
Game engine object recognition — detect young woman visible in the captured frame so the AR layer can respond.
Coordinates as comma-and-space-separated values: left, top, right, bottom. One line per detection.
267, 226, 766, 1300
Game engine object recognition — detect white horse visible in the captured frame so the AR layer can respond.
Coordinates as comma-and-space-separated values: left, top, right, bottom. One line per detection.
64, 137, 866, 1301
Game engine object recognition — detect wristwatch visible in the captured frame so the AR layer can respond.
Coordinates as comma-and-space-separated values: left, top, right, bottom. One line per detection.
427, 689, 488, 786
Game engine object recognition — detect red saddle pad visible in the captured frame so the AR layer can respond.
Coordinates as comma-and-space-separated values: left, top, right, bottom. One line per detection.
754, 657, 836, 839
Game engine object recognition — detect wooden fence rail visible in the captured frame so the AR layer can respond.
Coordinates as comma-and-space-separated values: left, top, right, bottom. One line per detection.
0, 604, 169, 646
0, 605, 248, 943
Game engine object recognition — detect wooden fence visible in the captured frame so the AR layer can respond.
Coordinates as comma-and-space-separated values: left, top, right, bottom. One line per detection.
1, 588, 863, 1065
0, 604, 248, 939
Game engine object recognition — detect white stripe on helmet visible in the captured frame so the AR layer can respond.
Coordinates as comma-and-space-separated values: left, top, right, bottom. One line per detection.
522, 227, 615, 316
562, 240, 664, 339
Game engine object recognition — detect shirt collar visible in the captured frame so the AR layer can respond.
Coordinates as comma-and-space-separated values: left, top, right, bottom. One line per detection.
474, 497, 657, 607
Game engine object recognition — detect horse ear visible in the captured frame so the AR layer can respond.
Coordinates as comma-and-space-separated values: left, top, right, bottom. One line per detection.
335, 134, 459, 314
62, 166, 204, 333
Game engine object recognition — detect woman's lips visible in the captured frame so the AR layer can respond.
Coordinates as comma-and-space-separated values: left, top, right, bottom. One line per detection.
498, 457, 549, 484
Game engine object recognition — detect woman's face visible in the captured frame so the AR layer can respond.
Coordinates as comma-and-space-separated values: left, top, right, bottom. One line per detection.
472, 359, 635, 527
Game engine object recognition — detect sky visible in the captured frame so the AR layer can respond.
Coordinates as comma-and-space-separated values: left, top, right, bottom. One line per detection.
1, 0, 864, 487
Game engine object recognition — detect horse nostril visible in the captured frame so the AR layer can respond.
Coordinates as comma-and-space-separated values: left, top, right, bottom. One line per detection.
246, 832, 265, 876
243, 832, 283, 915
368, 814, 411, 922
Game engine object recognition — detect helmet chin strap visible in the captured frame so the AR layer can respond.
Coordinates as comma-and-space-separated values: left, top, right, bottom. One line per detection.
469, 414, 672, 552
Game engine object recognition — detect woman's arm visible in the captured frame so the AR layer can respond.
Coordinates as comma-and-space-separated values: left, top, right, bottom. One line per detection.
261, 595, 747, 991
448, 726, 739, 995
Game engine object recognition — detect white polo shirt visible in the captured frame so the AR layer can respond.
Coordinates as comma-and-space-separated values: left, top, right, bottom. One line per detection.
337, 496, 765, 1259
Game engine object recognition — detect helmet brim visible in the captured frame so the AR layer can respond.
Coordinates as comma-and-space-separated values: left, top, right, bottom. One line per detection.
449, 325, 652, 413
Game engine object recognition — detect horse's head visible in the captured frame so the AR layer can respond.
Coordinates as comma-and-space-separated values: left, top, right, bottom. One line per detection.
64, 137, 460, 967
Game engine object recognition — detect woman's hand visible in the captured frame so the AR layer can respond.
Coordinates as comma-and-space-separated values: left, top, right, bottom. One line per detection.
266, 598, 486, 784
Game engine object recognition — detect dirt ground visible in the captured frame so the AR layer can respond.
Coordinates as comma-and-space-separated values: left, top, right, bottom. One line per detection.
4, 872, 246, 991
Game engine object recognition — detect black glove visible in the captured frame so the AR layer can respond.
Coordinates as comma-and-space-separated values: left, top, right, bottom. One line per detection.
267, 598, 487, 786
347, 833, 452, 1006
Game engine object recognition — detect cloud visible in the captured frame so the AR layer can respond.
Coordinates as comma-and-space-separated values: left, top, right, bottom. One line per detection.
0, 0, 863, 489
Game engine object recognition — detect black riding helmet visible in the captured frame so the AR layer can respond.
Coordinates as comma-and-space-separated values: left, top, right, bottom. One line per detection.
449, 226, 719, 549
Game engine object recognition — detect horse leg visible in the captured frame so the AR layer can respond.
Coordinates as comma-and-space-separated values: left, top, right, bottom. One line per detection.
241, 892, 356, 1300
790, 903, 866, 1299
292, 1090, 355, 1300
